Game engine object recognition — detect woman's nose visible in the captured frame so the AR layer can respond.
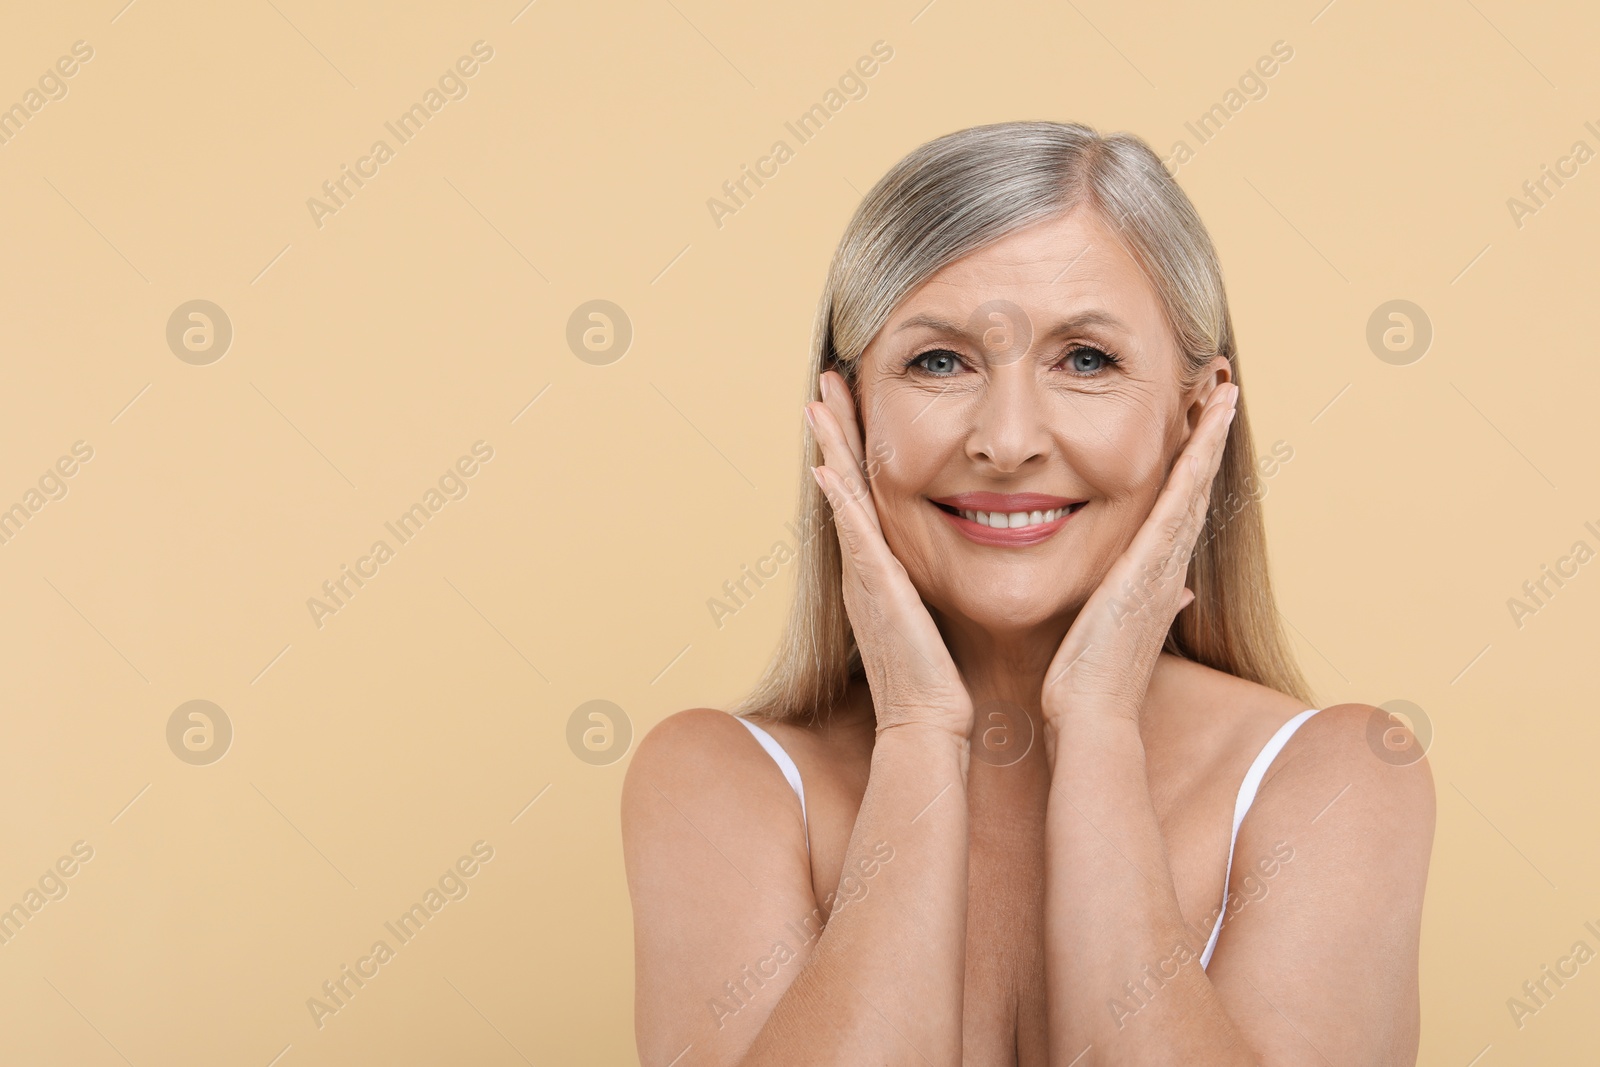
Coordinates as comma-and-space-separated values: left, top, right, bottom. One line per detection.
964, 364, 1051, 473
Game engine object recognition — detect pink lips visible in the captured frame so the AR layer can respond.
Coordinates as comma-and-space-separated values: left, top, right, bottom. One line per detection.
927, 492, 1087, 547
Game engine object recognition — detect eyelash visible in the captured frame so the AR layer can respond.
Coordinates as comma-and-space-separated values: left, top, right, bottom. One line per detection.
903, 344, 1124, 377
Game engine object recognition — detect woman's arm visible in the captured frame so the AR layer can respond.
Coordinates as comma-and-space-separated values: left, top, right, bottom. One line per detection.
739, 719, 971, 1064
1036, 380, 1434, 1062
1043, 704, 1433, 1064
1036, 378, 1243, 1062
625, 368, 979, 1065
622, 709, 970, 1067
1046, 710, 1255, 1064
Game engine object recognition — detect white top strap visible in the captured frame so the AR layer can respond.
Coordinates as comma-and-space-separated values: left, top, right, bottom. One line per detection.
1200, 707, 1321, 969
737, 717, 810, 854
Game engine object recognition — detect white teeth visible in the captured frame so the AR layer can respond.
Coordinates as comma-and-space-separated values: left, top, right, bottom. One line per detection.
956, 505, 1076, 528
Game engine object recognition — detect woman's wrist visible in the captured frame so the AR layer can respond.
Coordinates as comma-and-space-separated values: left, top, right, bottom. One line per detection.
873, 717, 972, 770
1043, 708, 1144, 773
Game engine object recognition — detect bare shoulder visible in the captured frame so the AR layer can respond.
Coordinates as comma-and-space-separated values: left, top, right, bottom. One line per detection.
1225, 698, 1437, 911
1147, 652, 1316, 752
624, 706, 755, 784
1150, 655, 1435, 829
620, 708, 809, 858
621, 709, 822, 1065
1207, 702, 1435, 1060
1265, 701, 1437, 826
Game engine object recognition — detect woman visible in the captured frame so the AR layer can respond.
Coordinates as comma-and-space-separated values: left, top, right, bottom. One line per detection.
622, 121, 1435, 1066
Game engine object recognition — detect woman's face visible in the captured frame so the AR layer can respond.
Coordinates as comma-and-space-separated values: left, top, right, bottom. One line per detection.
853, 206, 1229, 637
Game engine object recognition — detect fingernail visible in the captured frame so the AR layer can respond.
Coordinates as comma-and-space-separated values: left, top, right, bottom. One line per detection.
1226, 407, 1237, 427
805, 405, 817, 430
811, 465, 826, 492
819, 376, 832, 403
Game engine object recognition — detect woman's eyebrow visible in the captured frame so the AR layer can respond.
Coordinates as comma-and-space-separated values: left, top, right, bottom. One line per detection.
892, 309, 1131, 341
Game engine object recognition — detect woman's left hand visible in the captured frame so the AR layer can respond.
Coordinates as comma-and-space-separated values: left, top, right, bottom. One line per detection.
1039, 381, 1239, 748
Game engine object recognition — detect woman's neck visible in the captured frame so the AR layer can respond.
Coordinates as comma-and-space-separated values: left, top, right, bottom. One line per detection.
933, 611, 1076, 727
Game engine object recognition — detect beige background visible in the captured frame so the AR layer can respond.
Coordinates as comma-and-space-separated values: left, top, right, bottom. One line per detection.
1, 0, 1596, 1063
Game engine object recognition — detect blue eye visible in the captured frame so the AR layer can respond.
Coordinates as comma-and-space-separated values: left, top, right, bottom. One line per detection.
904, 344, 1122, 377
908, 349, 963, 376
1064, 345, 1120, 375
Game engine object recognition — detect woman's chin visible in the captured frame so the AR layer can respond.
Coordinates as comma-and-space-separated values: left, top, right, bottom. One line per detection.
927, 594, 1081, 638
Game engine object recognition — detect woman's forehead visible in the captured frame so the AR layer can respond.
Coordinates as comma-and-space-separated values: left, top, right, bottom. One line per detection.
872, 213, 1164, 345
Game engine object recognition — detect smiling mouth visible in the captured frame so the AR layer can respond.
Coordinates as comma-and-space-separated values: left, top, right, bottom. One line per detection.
931, 501, 1087, 530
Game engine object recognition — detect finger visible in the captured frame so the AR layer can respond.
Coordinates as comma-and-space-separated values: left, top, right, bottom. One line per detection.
812, 463, 915, 598
814, 466, 970, 734
808, 396, 883, 535
1116, 383, 1236, 593
1171, 383, 1238, 552
819, 370, 868, 478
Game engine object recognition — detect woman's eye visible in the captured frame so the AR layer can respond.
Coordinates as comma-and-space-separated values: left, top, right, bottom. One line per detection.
911, 349, 963, 376
1065, 345, 1113, 374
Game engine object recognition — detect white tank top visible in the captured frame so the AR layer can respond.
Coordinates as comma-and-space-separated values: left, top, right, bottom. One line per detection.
737, 707, 1322, 971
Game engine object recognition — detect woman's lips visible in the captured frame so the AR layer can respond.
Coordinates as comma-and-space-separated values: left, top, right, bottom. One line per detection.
928, 498, 1086, 546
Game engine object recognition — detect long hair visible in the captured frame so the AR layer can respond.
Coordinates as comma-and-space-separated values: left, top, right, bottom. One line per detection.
730, 120, 1313, 724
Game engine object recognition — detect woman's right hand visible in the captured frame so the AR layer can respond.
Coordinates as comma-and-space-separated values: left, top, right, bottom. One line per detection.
808, 369, 975, 747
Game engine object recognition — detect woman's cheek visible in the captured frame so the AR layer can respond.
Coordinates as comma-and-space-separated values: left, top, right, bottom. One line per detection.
1059, 405, 1170, 498
866, 405, 948, 487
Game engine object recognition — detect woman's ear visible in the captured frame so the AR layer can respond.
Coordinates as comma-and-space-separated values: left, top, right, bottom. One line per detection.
1184, 356, 1234, 436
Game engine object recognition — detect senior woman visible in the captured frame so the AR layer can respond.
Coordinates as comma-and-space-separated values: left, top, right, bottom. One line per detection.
622, 121, 1435, 1066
